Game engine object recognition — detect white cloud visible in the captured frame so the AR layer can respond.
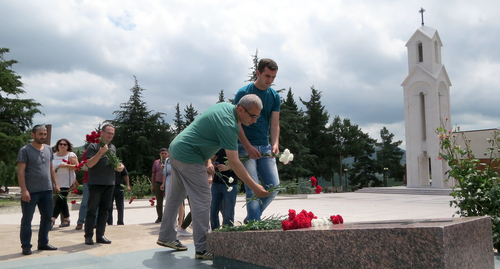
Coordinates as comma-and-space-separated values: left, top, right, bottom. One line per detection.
2, 0, 500, 153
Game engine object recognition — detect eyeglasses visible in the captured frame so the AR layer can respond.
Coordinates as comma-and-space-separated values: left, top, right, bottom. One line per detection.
242, 106, 260, 119
59, 143, 68, 146
40, 151, 45, 163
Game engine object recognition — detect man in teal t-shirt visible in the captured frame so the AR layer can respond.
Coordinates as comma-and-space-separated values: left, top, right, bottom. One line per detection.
157, 94, 269, 260
233, 58, 281, 222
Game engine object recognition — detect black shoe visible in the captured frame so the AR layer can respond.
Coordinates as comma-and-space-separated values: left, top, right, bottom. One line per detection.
96, 236, 112, 244
22, 247, 32, 255
155, 219, 161, 223
85, 237, 94, 245
37, 244, 57, 251
117, 222, 124, 225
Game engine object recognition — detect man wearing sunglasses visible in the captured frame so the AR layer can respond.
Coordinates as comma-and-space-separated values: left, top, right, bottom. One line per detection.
233, 58, 281, 222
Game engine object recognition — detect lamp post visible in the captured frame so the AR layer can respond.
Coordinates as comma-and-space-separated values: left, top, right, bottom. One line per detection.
344, 168, 348, 192
383, 167, 389, 187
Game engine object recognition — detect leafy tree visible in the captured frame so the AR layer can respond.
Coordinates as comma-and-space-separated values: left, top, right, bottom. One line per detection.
299, 86, 330, 180
348, 131, 378, 189
106, 76, 173, 178
278, 88, 313, 181
184, 103, 199, 126
376, 127, 405, 185
0, 48, 42, 187
328, 116, 377, 189
173, 103, 185, 135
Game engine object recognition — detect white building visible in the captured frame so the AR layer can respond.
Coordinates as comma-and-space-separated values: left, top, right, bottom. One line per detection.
401, 25, 454, 188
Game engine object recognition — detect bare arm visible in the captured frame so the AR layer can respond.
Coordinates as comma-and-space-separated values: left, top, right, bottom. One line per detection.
18, 162, 30, 202
238, 123, 261, 159
124, 175, 131, 191
205, 159, 214, 175
270, 111, 280, 155
225, 149, 268, 198
50, 162, 60, 193
160, 173, 166, 191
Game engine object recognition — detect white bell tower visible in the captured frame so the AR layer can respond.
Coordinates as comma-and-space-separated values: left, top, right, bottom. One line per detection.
401, 12, 453, 188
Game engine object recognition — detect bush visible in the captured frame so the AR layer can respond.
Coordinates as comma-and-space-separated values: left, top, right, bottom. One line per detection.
124, 175, 153, 200
437, 122, 500, 251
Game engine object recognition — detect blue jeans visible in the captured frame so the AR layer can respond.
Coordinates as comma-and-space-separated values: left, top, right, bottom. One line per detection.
77, 183, 89, 225
238, 144, 280, 221
20, 190, 53, 249
210, 181, 238, 230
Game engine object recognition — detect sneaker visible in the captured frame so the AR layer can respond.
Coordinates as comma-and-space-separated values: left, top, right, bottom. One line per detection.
156, 239, 188, 251
176, 227, 192, 236
195, 251, 214, 260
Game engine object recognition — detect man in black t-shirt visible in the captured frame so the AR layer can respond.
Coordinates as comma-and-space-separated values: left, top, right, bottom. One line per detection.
108, 166, 130, 225
84, 124, 124, 245
210, 149, 239, 230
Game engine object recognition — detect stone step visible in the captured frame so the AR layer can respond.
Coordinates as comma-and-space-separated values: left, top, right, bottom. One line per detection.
355, 187, 452, 196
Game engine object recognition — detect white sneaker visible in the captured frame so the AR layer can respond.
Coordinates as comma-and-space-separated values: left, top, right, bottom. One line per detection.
176, 227, 192, 236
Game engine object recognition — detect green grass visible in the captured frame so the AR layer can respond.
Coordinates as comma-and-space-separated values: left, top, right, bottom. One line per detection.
0, 198, 20, 207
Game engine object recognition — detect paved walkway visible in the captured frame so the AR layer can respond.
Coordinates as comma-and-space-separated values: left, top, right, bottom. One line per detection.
1, 190, 499, 268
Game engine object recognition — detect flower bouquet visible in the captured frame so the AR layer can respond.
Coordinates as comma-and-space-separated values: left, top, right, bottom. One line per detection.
85, 130, 121, 169
214, 209, 344, 232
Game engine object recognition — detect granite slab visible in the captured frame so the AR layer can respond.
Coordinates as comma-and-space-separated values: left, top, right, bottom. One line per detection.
207, 216, 493, 269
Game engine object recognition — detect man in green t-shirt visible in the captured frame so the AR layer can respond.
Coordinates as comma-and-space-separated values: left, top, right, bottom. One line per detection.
157, 94, 268, 260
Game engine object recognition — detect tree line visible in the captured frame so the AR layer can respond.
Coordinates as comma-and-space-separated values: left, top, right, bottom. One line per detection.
0, 48, 405, 191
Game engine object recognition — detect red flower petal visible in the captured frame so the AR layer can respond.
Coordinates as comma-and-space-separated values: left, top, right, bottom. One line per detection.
71, 200, 76, 204
73, 189, 79, 194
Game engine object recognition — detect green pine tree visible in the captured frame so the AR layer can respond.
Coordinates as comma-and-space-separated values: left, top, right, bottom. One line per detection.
376, 127, 405, 184
299, 86, 330, 181
106, 76, 173, 178
278, 88, 313, 182
173, 103, 185, 135
184, 103, 199, 126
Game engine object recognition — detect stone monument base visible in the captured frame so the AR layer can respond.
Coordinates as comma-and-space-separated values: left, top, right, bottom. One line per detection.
207, 216, 493, 269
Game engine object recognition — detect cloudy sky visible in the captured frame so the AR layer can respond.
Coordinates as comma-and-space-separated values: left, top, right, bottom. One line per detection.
1, 0, 499, 150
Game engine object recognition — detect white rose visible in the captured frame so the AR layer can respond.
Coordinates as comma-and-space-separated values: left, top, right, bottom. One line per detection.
228, 177, 234, 183
227, 186, 233, 192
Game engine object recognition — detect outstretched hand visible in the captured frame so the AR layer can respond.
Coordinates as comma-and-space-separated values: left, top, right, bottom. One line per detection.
253, 185, 269, 198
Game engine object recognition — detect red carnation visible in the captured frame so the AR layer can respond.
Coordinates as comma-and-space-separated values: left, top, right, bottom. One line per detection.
337, 215, 344, 224
310, 176, 317, 187
71, 200, 76, 204
315, 185, 322, 194
330, 215, 340, 224
152, 197, 155, 200
288, 209, 296, 220
129, 197, 136, 204
73, 189, 79, 194
282, 220, 293, 230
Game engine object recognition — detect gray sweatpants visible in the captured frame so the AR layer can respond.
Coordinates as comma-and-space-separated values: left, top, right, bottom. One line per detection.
158, 157, 211, 252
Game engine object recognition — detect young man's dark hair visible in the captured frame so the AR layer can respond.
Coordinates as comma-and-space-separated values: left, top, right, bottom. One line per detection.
257, 58, 278, 73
